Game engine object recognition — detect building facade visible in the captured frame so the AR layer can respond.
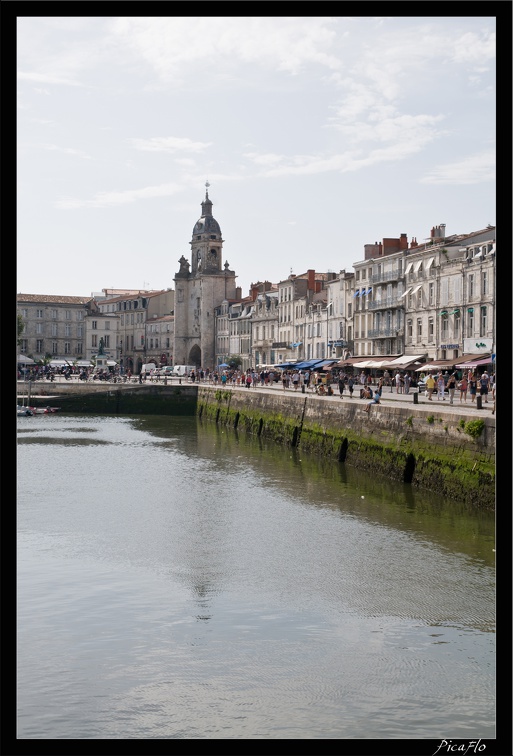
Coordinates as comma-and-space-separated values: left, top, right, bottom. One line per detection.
17, 294, 96, 365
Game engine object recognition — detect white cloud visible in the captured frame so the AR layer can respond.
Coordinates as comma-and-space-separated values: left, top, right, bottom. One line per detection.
18, 71, 87, 87
127, 137, 212, 154
109, 17, 342, 82
243, 152, 285, 167
54, 172, 244, 209
40, 144, 92, 159
419, 150, 496, 185
55, 182, 184, 209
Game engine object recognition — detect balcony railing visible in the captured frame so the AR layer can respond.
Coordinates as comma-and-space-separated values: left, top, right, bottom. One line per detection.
368, 328, 402, 338
367, 297, 404, 310
370, 269, 401, 284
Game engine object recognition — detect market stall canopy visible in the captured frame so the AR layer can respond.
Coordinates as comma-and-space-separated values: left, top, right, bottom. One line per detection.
353, 359, 392, 369
293, 359, 322, 369
455, 355, 494, 369
311, 359, 339, 371
336, 356, 400, 369
383, 355, 426, 369
274, 362, 298, 370
415, 354, 491, 372
17, 355, 34, 364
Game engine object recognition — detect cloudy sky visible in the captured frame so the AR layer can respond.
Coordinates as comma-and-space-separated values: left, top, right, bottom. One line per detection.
17, 15, 496, 298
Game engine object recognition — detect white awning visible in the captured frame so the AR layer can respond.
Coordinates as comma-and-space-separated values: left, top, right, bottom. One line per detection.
410, 284, 422, 295
388, 354, 425, 366
413, 260, 423, 273
425, 257, 435, 269
473, 251, 482, 259
398, 288, 412, 299
404, 262, 413, 275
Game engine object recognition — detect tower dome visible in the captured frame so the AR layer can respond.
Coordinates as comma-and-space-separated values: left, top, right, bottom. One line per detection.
193, 184, 221, 237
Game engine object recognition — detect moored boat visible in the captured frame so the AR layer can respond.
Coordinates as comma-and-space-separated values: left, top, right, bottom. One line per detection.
17, 405, 34, 417
29, 406, 61, 414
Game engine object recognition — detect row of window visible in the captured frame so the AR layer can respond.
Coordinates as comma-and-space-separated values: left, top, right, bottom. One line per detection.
20, 309, 85, 321
19, 340, 84, 355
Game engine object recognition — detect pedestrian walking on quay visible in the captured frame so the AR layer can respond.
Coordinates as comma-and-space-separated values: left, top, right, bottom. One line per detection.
425, 374, 436, 400
347, 376, 354, 398
458, 374, 468, 402
446, 372, 457, 404
479, 371, 490, 403
468, 373, 477, 402
338, 374, 346, 397
437, 373, 445, 400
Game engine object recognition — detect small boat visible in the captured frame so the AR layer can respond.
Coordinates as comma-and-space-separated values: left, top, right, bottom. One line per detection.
17, 405, 34, 417
28, 406, 61, 414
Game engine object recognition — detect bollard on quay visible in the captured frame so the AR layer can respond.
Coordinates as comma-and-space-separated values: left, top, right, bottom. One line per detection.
413, 391, 418, 404
476, 395, 482, 409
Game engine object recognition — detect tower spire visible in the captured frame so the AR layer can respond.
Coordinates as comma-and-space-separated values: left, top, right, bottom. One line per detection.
201, 181, 213, 216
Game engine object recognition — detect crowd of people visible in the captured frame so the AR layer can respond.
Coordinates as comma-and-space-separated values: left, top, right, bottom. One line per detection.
18, 362, 495, 414
420, 368, 494, 406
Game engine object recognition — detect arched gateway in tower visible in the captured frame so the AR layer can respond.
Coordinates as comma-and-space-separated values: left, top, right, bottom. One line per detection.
173, 185, 237, 370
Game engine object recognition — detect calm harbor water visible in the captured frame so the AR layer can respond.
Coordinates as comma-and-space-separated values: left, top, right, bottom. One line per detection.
17, 414, 495, 740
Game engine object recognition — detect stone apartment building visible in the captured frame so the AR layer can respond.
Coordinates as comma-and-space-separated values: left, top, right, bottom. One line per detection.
17, 294, 96, 365
349, 224, 496, 362
95, 289, 174, 373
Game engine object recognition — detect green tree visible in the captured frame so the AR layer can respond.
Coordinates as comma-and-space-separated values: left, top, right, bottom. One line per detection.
228, 355, 242, 369
36, 354, 53, 367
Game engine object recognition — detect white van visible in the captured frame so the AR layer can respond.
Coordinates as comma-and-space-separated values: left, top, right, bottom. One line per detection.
141, 363, 157, 375
171, 365, 196, 377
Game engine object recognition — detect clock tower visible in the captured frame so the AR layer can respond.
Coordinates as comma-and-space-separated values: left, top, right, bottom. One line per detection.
174, 184, 237, 369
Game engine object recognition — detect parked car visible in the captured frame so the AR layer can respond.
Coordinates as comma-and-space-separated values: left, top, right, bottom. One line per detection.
154, 366, 174, 378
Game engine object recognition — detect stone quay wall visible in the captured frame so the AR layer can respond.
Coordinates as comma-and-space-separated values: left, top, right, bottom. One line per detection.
197, 387, 495, 510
